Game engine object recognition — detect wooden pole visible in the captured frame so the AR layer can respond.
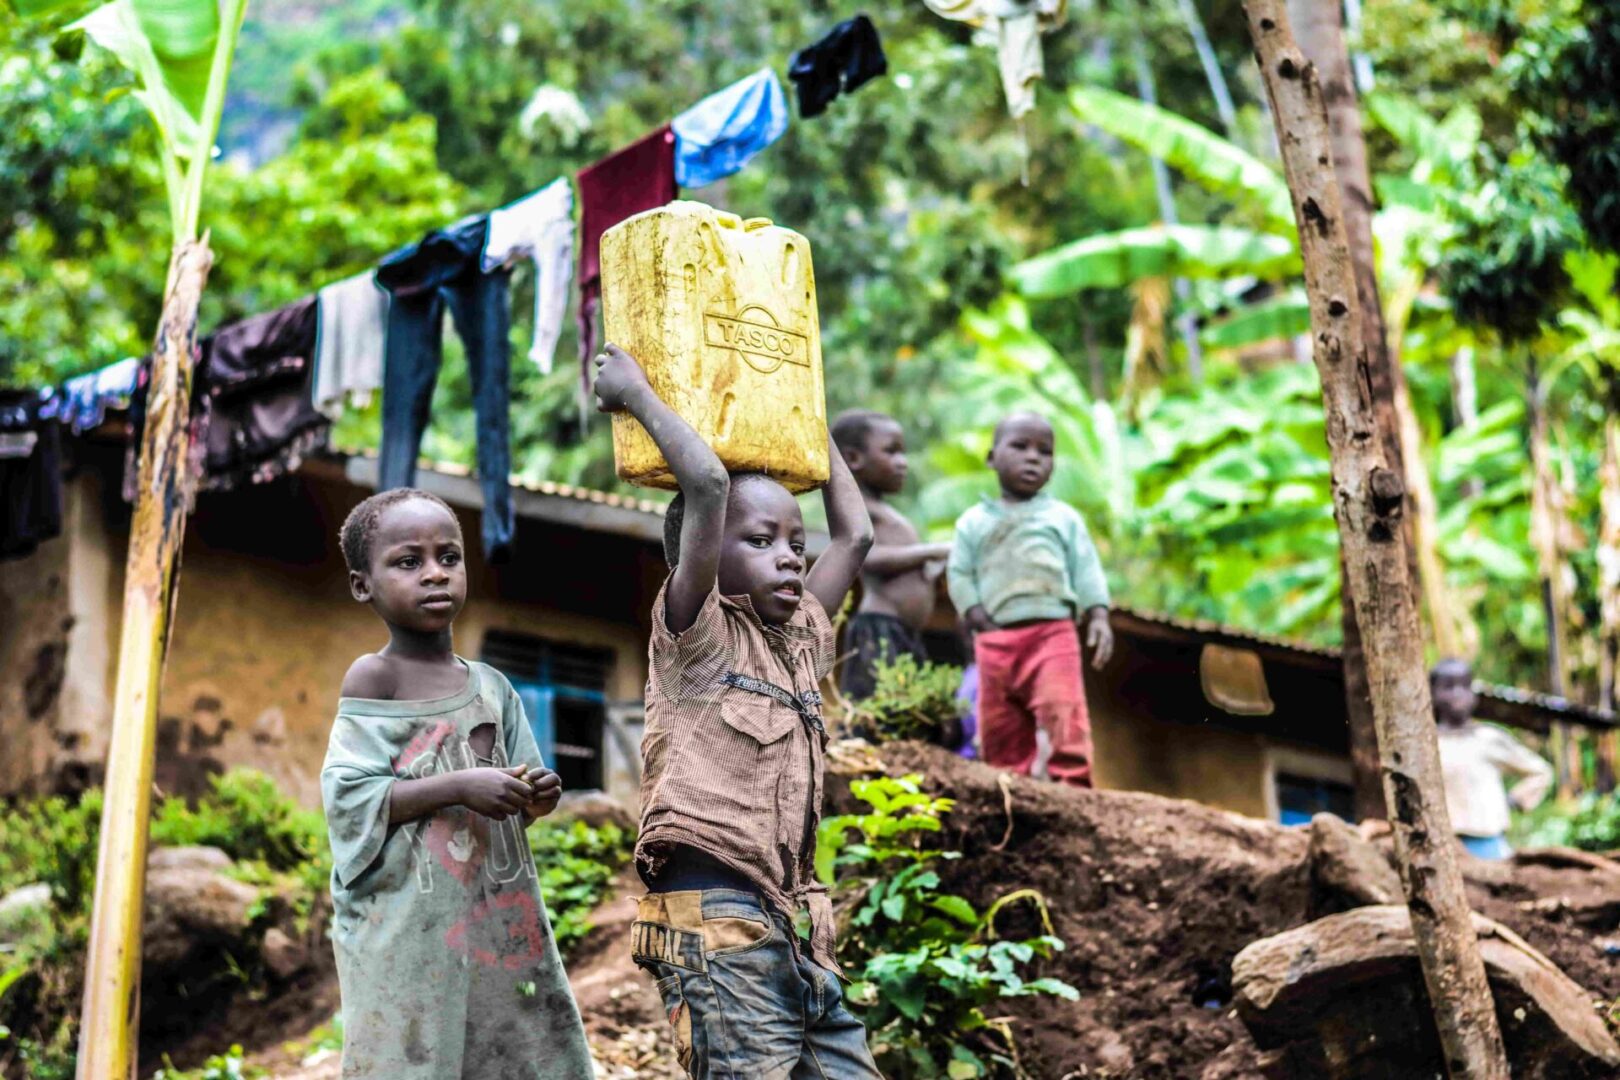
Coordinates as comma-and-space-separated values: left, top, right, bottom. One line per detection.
1239, 4, 1510, 1075
77, 237, 212, 1080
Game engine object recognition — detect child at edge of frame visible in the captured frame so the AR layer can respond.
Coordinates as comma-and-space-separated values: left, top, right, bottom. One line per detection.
592, 342, 884, 1079
320, 487, 593, 1079
947, 411, 1114, 789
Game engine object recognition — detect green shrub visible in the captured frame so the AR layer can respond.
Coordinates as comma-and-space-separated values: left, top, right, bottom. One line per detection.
528, 818, 634, 955
841, 654, 966, 745
1513, 792, 1620, 851
151, 770, 327, 873
819, 775, 1078, 1078
150, 1045, 262, 1080
0, 791, 103, 915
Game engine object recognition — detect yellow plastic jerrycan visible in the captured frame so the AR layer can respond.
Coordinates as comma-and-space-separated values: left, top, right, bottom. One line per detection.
601, 200, 829, 492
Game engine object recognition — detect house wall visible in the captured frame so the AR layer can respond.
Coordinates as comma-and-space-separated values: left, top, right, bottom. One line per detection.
15, 466, 664, 808
0, 470, 116, 795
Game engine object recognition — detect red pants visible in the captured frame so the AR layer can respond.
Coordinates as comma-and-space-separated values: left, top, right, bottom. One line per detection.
975, 620, 1093, 788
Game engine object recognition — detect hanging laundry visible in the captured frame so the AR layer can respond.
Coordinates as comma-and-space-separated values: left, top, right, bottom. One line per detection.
575, 126, 677, 379
197, 296, 328, 492
482, 177, 574, 376
672, 69, 790, 189
0, 389, 63, 561
788, 14, 888, 119
43, 356, 140, 434
314, 272, 390, 419
376, 214, 517, 563
921, 0, 1066, 121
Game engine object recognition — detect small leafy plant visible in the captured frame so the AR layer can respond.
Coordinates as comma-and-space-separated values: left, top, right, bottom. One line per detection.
819, 775, 1078, 1078
840, 654, 967, 747
528, 817, 634, 956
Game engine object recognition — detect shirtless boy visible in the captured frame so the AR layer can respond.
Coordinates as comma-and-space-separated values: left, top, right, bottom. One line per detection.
831, 410, 951, 700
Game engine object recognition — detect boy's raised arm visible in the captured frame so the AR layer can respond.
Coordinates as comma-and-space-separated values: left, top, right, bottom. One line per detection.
806, 434, 875, 615
594, 344, 729, 633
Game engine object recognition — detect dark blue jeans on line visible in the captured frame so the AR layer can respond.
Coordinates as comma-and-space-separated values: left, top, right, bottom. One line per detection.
631, 889, 882, 1080
376, 215, 515, 562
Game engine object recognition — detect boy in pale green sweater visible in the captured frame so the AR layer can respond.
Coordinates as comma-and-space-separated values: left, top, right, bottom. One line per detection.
948, 412, 1112, 786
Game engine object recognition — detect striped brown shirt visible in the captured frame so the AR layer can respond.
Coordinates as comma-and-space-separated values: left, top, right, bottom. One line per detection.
637, 580, 841, 971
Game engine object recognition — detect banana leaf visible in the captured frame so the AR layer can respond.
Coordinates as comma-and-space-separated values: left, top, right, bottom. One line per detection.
1012, 225, 1298, 298
1069, 85, 1294, 230
1200, 290, 1311, 349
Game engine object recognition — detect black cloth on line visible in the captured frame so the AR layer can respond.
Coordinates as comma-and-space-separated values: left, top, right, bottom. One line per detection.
0, 390, 63, 561
788, 14, 888, 119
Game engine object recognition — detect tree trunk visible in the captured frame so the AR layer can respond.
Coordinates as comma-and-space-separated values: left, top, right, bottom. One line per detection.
78, 238, 212, 1080
1239, 5, 1510, 1076
1600, 413, 1620, 715
1527, 357, 1577, 800
1132, 37, 1205, 383
1340, 573, 1387, 820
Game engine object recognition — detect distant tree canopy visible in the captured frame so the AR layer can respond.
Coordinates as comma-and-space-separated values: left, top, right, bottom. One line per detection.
2, 0, 1616, 700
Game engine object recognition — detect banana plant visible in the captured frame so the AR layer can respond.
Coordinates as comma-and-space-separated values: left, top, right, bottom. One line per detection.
13, 0, 247, 1073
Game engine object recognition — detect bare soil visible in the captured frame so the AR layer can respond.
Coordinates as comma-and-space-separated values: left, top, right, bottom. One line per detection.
234, 741, 1620, 1079
830, 742, 1620, 1080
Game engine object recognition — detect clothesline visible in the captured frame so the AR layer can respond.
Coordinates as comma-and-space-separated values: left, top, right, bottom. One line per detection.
1, 15, 890, 566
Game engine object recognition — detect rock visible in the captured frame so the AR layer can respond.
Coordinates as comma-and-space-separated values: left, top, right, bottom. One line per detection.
260, 926, 308, 979
1092, 1029, 1136, 1074
147, 845, 232, 873
1307, 813, 1401, 913
144, 865, 259, 972
554, 790, 636, 832
0, 883, 51, 927
0, 883, 51, 916
1232, 904, 1620, 1078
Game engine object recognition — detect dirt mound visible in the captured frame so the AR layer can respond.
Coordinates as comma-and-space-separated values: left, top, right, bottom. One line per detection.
552, 864, 685, 1080
836, 742, 1620, 1080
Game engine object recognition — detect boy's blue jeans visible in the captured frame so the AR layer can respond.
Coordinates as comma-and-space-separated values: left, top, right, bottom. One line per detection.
631, 889, 883, 1080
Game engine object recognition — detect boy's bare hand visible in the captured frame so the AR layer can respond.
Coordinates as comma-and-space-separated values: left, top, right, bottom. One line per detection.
521, 767, 564, 822
593, 343, 651, 413
1084, 607, 1114, 669
963, 605, 996, 638
456, 767, 534, 819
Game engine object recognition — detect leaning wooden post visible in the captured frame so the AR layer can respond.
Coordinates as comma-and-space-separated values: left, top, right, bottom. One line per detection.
78, 237, 213, 1080
1240, 3, 1510, 1076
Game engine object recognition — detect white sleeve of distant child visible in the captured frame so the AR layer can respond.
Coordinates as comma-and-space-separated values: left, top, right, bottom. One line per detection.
1485, 726, 1554, 810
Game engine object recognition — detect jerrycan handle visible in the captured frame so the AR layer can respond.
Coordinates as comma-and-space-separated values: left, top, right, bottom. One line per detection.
742, 217, 773, 231
712, 211, 743, 229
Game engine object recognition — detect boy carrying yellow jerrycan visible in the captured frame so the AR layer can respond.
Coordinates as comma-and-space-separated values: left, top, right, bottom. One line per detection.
595, 203, 884, 1078
601, 200, 830, 492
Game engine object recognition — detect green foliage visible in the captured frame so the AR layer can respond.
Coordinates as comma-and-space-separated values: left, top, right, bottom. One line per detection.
820, 775, 1077, 1077
1066, 85, 1293, 230
527, 817, 634, 956
150, 1045, 262, 1080
1513, 792, 1620, 851
151, 770, 326, 872
1510, 1, 1620, 254
840, 654, 966, 746
1012, 223, 1297, 296
1439, 153, 1583, 342
0, 790, 103, 914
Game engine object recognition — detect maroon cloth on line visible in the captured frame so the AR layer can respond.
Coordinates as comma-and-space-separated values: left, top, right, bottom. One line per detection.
575, 124, 677, 396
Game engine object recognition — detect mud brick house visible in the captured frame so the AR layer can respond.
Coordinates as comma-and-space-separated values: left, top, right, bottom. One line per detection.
2, 436, 1612, 818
